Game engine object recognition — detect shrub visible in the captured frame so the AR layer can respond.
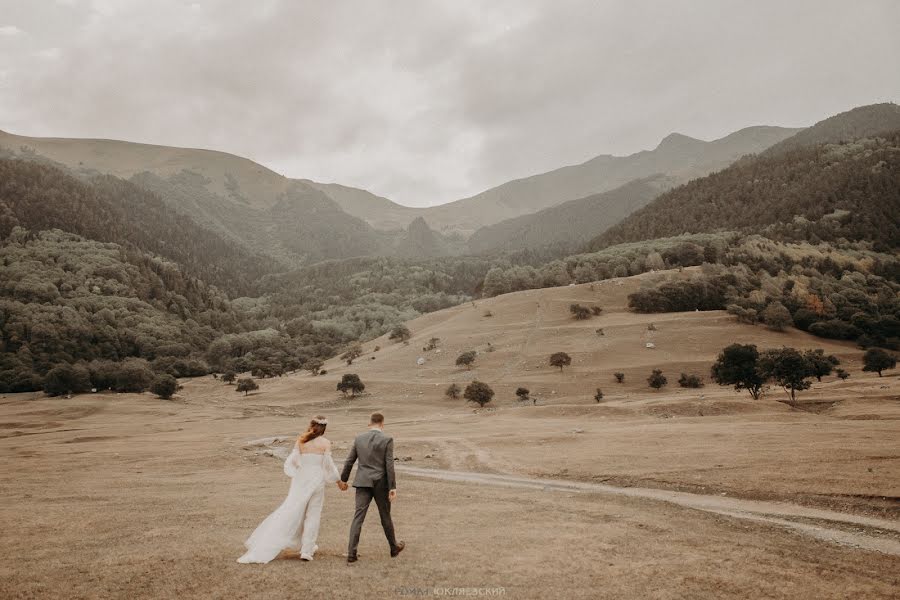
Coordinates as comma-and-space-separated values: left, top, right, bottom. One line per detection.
710, 343, 765, 400
614, 372, 625, 383
341, 343, 363, 365
647, 323, 657, 331
862, 348, 896, 377
762, 301, 793, 331
150, 374, 178, 399
835, 368, 850, 380
236, 377, 259, 396
515, 387, 530, 402
647, 369, 667, 390
483, 310, 493, 318
445, 383, 461, 400
456, 351, 477, 370
549, 352, 572, 372
464, 381, 494, 407
596, 328, 605, 336
570, 304, 592, 320
678, 373, 704, 388
222, 370, 237, 384
389, 325, 411, 343
594, 388, 604, 402
303, 359, 324, 376
426, 337, 440, 351
43, 364, 92, 397
337, 373, 365, 396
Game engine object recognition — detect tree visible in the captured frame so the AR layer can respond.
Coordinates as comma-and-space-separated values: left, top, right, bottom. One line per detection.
515, 387, 530, 402
594, 388, 604, 402
303, 359, 324, 376
445, 383, 461, 400
678, 373, 704, 388
862, 348, 896, 377
758, 347, 814, 401
341, 343, 363, 365
482, 267, 510, 297
389, 325, 411, 343
835, 368, 850, 380
456, 351, 477, 370
236, 377, 259, 396
464, 380, 494, 407
710, 343, 765, 400
549, 352, 572, 372
150, 374, 177, 399
762, 301, 793, 331
337, 373, 365, 397
42, 364, 91, 397
647, 369, 667, 390
222, 370, 236, 384
803, 349, 839, 381
614, 372, 625, 383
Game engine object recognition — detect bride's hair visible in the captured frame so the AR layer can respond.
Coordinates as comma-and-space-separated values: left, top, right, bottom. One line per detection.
299, 415, 328, 444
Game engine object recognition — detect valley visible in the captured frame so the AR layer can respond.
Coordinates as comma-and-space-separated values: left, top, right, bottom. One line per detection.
1, 273, 898, 598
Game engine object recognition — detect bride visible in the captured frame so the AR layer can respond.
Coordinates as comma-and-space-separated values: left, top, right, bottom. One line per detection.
238, 416, 346, 563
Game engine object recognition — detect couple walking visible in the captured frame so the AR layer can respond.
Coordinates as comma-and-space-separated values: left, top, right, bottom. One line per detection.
237, 412, 405, 564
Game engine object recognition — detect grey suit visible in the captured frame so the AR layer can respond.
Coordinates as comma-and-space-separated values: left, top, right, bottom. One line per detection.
341, 428, 399, 558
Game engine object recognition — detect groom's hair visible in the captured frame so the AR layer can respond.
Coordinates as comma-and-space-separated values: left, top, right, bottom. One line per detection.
369, 412, 384, 425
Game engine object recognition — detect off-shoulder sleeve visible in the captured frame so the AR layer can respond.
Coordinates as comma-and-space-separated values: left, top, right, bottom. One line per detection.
323, 451, 340, 483
283, 447, 301, 478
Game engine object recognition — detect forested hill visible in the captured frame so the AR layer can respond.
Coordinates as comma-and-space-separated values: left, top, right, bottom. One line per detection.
467, 175, 674, 255
763, 103, 900, 156
587, 131, 900, 253
0, 159, 276, 295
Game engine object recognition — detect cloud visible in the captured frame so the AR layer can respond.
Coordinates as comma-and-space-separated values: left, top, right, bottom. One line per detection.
0, 0, 899, 206
0, 25, 23, 36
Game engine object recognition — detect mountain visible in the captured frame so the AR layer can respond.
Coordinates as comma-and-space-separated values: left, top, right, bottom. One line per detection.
763, 103, 900, 156
301, 180, 422, 232
414, 125, 801, 235
396, 216, 445, 258
0, 130, 391, 265
0, 158, 276, 295
588, 129, 900, 252
466, 175, 675, 255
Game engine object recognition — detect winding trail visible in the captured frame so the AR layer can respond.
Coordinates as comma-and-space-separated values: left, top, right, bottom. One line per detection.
395, 465, 900, 556
248, 439, 900, 556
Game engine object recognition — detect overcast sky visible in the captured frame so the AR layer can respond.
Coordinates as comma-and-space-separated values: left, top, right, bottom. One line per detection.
1, 1, 899, 207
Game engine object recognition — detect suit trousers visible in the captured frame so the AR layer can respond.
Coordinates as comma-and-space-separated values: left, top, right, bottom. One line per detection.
347, 477, 397, 558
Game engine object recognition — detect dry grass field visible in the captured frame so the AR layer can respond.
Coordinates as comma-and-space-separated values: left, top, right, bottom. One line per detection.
2, 271, 898, 599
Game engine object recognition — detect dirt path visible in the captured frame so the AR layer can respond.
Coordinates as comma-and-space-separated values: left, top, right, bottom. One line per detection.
395, 465, 900, 556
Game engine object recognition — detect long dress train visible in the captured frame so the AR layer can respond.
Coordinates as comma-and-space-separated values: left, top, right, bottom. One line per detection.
237, 448, 339, 563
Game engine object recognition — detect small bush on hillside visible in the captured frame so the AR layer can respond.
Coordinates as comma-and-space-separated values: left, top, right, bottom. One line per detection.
863, 348, 896, 377
425, 337, 440, 351
647, 369, 667, 391
303, 359, 324, 376
389, 325, 411, 343
550, 352, 572, 372
464, 380, 494, 407
236, 377, 259, 396
596, 328, 605, 336
678, 373, 704, 388
222, 370, 236, 384
516, 387, 530, 402
483, 310, 493, 318
614, 372, 625, 383
337, 373, 365, 397
456, 351, 477, 370
445, 383, 461, 400
835, 368, 850, 380
150, 374, 178, 399
594, 388, 604, 402
341, 343, 363, 365
570, 304, 592, 320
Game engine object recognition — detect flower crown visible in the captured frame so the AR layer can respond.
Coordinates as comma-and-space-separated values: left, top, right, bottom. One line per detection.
312, 417, 328, 425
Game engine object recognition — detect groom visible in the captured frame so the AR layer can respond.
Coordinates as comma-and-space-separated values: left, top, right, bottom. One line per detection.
340, 412, 405, 563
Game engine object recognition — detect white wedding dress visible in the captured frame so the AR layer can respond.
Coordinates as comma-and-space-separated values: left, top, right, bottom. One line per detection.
237, 447, 340, 563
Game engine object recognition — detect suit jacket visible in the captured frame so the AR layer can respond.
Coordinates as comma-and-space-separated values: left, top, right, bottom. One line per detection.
341, 429, 396, 489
